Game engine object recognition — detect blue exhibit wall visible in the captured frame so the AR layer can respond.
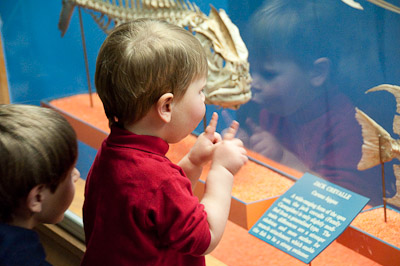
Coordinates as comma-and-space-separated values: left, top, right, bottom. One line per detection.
0, 1, 99, 104
0, 1, 228, 105
0, 1, 235, 133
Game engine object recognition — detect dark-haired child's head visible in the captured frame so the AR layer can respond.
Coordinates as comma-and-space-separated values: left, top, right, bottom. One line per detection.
0, 104, 79, 228
248, 0, 348, 115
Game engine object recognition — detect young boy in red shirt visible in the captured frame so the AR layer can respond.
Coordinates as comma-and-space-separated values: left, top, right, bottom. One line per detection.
81, 18, 248, 265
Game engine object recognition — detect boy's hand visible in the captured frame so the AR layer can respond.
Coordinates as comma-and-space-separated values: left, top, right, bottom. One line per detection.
246, 118, 284, 161
188, 112, 222, 167
212, 121, 248, 175
245, 118, 307, 171
221, 110, 250, 146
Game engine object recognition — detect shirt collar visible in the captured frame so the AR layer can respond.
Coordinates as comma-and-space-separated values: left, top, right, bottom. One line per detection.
107, 126, 170, 156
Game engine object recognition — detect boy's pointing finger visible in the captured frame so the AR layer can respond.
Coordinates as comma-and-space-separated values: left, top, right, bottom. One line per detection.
223, 121, 239, 140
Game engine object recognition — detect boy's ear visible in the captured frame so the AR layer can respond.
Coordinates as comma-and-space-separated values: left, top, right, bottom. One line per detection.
26, 185, 45, 213
156, 93, 174, 123
310, 57, 331, 87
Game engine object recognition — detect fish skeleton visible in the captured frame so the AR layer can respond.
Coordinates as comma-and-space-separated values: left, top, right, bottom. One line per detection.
355, 84, 400, 207
58, 0, 252, 109
341, 0, 400, 14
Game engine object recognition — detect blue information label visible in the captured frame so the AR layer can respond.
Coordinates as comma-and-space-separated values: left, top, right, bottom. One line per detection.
249, 172, 369, 264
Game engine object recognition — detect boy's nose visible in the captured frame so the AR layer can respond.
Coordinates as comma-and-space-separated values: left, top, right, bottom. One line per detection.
251, 74, 263, 91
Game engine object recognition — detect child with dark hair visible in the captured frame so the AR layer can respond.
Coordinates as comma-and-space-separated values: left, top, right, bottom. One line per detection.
0, 104, 80, 265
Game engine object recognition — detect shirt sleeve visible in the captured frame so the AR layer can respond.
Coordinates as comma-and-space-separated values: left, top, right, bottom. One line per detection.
145, 169, 211, 256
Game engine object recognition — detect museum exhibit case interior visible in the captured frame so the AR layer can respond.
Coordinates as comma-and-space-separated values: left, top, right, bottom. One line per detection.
1, 0, 400, 265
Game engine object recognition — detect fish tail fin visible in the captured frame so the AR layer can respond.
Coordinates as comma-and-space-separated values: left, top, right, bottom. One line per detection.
355, 107, 393, 170
58, 0, 76, 37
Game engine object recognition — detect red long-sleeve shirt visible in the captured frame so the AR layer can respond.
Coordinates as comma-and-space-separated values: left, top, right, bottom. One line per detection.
81, 126, 210, 266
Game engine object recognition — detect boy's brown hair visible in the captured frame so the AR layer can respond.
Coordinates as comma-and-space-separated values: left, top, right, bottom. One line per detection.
95, 18, 208, 128
0, 104, 78, 223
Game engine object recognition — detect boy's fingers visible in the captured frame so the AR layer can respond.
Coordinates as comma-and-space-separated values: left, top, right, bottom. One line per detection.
223, 121, 239, 140
213, 132, 222, 144
204, 112, 218, 138
246, 118, 262, 134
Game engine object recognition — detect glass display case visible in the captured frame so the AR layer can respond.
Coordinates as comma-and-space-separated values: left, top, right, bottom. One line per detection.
1, 0, 400, 265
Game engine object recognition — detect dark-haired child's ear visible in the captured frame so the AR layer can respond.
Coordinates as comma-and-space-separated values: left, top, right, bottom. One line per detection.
26, 185, 45, 213
310, 57, 331, 87
156, 93, 174, 123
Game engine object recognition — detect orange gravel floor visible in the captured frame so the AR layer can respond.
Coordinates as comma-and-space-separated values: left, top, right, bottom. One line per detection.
352, 207, 400, 248
48, 93, 382, 265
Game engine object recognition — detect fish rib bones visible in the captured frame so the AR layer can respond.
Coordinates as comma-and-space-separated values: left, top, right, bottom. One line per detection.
59, 0, 252, 109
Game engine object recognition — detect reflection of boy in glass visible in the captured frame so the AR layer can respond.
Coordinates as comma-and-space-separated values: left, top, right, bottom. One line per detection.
239, 0, 381, 204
